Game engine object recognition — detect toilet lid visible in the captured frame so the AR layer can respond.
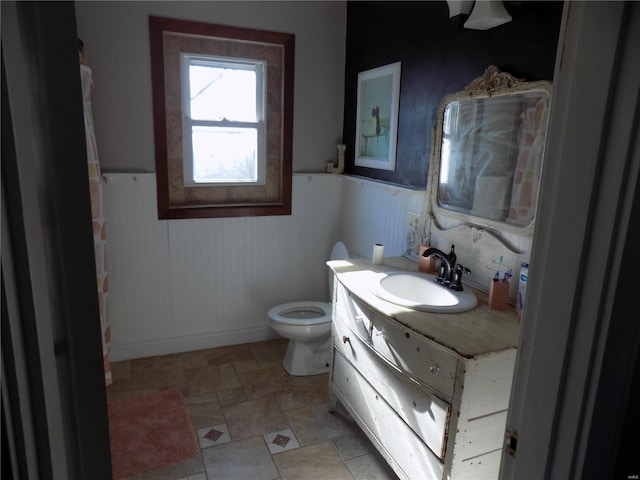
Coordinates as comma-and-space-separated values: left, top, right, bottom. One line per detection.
268, 301, 332, 325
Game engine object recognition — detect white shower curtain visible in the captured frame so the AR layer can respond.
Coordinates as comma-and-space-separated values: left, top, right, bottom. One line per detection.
507, 96, 549, 226
80, 49, 111, 386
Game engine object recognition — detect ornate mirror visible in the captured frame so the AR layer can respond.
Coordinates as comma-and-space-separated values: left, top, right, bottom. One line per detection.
429, 66, 552, 235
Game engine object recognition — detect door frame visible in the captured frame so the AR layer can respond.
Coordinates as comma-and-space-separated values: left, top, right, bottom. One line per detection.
2, 2, 112, 478
501, 2, 640, 478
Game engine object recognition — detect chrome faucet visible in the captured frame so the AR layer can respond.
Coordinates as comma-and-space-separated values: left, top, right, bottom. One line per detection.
421, 244, 471, 291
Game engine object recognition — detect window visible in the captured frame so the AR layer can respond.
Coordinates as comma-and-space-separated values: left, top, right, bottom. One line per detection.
149, 16, 294, 219
182, 55, 265, 185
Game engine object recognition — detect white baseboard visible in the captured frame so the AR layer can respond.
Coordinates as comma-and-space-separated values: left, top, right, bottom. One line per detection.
109, 326, 280, 362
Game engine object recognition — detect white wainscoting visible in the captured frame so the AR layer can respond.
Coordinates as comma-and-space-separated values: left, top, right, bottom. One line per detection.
103, 172, 529, 361
338, 175, 532, 301
339, 176, 427, 259
104, 173, 342, 361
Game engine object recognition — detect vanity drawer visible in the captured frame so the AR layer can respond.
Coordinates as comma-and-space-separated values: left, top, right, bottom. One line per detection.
332, 317, 450, 459
370, 314, 458, 400
332, 350, 445, 480
334, 282, 374, 342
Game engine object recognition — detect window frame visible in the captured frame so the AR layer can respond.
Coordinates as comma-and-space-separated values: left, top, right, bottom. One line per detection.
149, 16, 294, 219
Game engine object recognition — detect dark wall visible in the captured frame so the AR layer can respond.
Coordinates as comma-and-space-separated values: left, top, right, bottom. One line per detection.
343, 1, 563, 189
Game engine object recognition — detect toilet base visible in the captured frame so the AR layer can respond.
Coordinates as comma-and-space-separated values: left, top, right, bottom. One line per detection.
282, 336, 332, 376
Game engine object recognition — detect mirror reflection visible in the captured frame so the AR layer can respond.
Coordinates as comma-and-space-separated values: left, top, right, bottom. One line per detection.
433, 68, 551, 232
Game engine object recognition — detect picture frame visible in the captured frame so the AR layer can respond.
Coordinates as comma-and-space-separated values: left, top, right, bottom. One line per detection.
354, 62, 401, 170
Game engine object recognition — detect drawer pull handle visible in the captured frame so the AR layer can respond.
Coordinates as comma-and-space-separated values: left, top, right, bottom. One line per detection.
342, 335, 350, 344
430, 365, 440, 375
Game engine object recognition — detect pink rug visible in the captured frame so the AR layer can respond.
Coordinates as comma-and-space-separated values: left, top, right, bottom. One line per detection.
108, 388, 199, 479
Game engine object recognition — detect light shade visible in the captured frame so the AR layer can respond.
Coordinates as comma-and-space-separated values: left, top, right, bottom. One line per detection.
464, 0, 512, 30
446, 0, 474, 18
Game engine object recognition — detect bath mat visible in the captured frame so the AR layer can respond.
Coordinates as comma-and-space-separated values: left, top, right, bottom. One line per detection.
108, 388, 198, 479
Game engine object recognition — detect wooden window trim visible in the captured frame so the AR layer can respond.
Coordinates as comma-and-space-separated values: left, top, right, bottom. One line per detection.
149, 15, 294, 219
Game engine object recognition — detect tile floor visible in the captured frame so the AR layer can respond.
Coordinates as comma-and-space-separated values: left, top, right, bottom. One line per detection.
107, 338, 399, 480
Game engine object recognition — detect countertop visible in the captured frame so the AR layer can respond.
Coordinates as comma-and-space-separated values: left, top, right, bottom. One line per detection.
327, 256, 520, 359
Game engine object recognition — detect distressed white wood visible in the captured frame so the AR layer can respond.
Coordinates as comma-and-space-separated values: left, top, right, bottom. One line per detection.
428, 221, 532, 301
334, 282, 375, 342
333, 299, 450, 458
332, 351, 445, 480
459, 350, 517, 420
454, 411, 508, 461
369, 305, 458, 400
330, 259, 518, 479
455, 449, 503, 480
328, 257, 519, 357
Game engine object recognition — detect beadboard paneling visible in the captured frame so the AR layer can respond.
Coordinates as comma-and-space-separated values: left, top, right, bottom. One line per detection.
339, 176, 427, 259
103, 174, 172, 345
104, 172, 531, 361
104, 173, 341, 360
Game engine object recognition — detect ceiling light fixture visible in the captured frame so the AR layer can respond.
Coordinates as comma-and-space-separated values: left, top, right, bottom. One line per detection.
463, 1, 512, 30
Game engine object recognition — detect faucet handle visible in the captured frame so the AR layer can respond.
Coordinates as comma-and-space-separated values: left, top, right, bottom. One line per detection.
456, 264, 471, 274
435, 262, 447, 284
450, 264, 470, 291
448, 244, 457, 266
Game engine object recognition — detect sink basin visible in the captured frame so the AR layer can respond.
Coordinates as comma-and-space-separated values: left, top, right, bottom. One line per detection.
372, 271, 477, 313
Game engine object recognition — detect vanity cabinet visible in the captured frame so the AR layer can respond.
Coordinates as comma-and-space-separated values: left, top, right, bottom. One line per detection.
328, 258, 519, 480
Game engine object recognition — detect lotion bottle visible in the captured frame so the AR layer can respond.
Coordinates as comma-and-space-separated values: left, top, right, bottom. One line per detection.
516, 263, 529, 318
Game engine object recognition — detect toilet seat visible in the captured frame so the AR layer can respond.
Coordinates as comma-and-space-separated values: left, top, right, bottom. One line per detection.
267, 241, 348, 376
267, 301, 332, 326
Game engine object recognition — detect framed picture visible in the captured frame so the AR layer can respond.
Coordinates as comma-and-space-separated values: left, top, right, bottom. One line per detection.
354, 62, 401, 170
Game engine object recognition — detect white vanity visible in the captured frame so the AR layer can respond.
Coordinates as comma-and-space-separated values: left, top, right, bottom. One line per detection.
328, 256, 519, 480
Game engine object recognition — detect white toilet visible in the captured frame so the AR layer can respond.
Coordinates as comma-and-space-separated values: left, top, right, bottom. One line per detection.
268, 241, 349, 376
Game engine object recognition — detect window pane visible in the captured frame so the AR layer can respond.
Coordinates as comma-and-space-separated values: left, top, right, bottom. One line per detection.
192, 126, 258, 183
189, 64, 257, 122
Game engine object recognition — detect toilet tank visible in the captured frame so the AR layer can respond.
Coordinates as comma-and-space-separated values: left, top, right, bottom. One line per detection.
328, 242, 349, 300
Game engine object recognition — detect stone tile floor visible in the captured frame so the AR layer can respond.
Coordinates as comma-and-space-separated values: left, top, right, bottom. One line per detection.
107, 338, 399, 480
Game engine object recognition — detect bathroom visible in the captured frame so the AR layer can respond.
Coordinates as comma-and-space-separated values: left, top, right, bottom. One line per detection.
74, 0, 561, 364
2, 1, 638, 479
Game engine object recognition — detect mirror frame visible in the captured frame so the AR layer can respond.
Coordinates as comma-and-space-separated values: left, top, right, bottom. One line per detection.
429, 66, 552, 236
